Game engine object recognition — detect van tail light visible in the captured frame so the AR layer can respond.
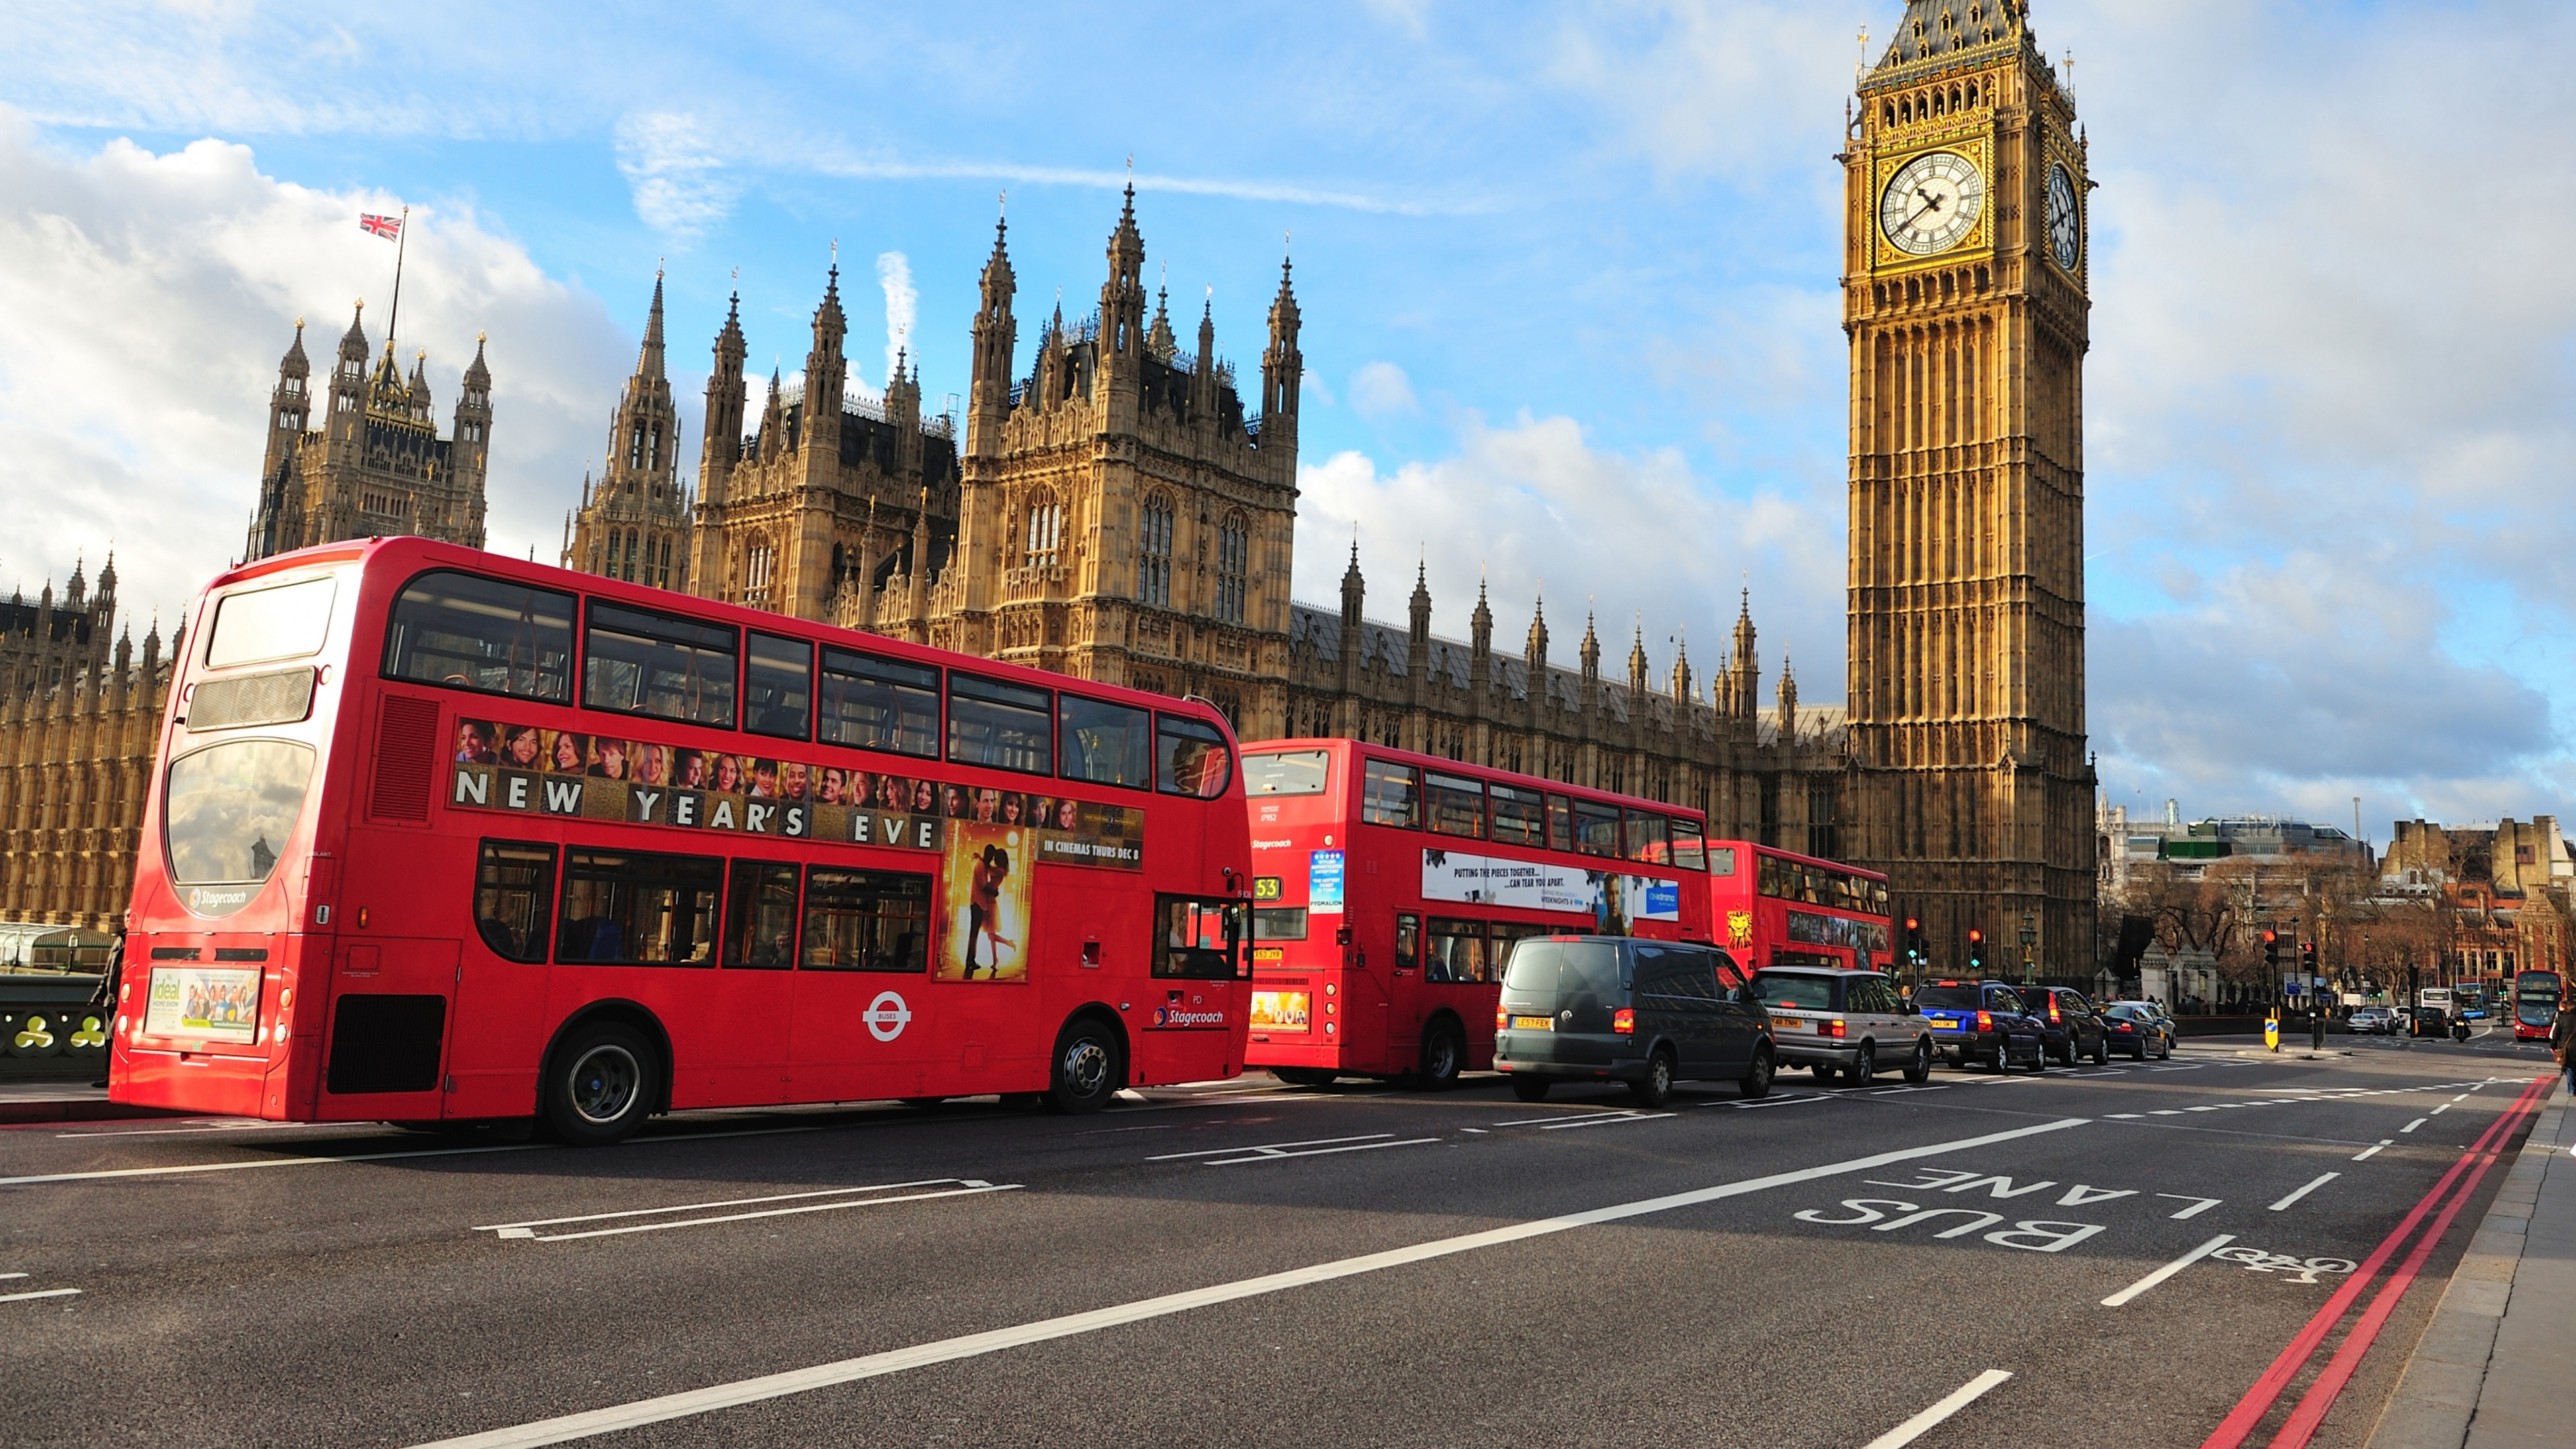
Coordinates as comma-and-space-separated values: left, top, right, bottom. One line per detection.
1976, 1010, 1994, 1031
1497, 1009, 1509, 1030
1613, 1008, 1635, 1035
1824, 1018, 1847, 1039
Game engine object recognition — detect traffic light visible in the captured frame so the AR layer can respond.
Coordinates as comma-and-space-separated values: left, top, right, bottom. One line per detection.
1967, 927, 1985, 973
2263, 930, 2280, 970
1904, 917, 1925, 971
2300, 941, 2317, 974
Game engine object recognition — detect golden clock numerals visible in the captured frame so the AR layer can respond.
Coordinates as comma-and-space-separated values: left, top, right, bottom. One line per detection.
1880, 151, 1986, 257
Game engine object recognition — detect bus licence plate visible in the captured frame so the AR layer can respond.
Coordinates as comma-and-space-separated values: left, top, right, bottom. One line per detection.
1511, 1016, 1554, 1031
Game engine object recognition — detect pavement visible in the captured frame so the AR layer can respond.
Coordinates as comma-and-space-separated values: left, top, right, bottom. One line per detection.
3, 1030, 2564, 1448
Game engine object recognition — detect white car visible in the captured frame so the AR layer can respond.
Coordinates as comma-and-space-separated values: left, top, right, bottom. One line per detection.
2349, 1006, 2397, 1035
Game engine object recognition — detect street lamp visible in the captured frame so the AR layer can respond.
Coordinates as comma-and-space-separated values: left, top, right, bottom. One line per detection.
2019, 913, 2038, 984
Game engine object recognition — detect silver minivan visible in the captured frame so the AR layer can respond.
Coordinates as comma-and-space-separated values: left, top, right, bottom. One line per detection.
1751, 967, 1935, 1085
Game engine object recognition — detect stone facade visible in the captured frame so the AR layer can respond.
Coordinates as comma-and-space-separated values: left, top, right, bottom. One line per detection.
564, 275, 696, 590
1841, 0, 2098, 974
1, 557, 117, 700
0, 617, 174, 932
246, 306, 492, 561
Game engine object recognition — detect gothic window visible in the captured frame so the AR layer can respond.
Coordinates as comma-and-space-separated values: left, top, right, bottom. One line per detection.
629, 423, 646, 470
1139, 495, 1174, 607
746, 539, 777, 609
1216, 515, 1249, 626
647, 424, 661, 471
1024, 494, 1063, 570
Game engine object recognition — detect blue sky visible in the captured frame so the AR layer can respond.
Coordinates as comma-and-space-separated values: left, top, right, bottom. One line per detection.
3, 1, 2573, 845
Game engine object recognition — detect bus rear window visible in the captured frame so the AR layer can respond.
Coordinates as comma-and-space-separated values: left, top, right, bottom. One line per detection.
1059, 695, 1150, 788
949, 673, 1052, 775
819, 647, 939, 758
163, 741, 315, 904
584, 601, 738, 728
1254, 907, 1308, 941
1362, 759, 1419, 828
1243, 749, 1330, 797
207, 576, 336, 668
382, 570, 574, 702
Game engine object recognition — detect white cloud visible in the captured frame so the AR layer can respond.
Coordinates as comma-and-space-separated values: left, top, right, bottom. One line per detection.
1293, 413, 1839, 692
0, 111, 623, 631
614, 111, 737, 240
876, 250, 916, 390
1347, 360, 1417, 421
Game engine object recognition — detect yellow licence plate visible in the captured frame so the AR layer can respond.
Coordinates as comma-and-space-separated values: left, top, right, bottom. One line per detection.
1511, 1016, 1554, 1031
1931, 1020, 1963, 1031
1772, 1017, 1804, 1032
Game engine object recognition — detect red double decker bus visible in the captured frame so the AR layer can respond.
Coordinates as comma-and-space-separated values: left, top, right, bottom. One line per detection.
1707, 842, 1893, 975
111, 537, 1252, 1142
1237, 739, 1712, 1087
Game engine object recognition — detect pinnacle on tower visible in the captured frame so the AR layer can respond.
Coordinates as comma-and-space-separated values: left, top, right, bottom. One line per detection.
639, 269, 668, 380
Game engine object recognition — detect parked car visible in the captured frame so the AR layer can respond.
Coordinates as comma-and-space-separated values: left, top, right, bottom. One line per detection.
1912, 979, 2047, 1072
2019, 985, 2110, 1066
2348, 1006, 2396, 1035
2101, 1003, 2174, 1060
1751, 967, 1936, 1086
1494, 936, 1778, 1106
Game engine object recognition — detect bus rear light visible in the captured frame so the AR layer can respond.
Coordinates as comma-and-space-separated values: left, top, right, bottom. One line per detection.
1976, 1010, 1993, 1031
1613, 1008, 1635, 1034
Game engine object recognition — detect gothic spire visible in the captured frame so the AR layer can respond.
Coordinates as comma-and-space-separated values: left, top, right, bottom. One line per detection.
638, 269, 667, 380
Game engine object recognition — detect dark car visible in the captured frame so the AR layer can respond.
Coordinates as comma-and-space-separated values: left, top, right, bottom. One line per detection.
1494, 936, 1777, 1106
2019, 985, 2110, 1067
1912, 979, 2047, 1072
1753, 967, 1936, 1085
2100, 1002, 2173, 1060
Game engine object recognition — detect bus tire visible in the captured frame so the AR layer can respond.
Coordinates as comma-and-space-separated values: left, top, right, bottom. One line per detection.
541, 1020, 658, 1147
1274, 1067, 1339, 1087
1044, 1015, 1123, 1115
1413, 1020, 1465, 1091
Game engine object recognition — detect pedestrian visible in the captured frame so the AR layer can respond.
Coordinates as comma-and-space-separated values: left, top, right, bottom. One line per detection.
85, 923, 125, 1089
2551, 997, 2575, 1096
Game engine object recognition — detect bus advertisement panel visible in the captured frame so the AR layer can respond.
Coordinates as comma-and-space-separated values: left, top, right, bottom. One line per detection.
111, 537, 1252, 1142
2514, 970, 2561, 1041
1707, 843, 1893, 977
1239, 740, 1712, 1088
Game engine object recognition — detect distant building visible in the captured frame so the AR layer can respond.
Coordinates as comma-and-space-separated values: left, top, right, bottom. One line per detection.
245, 305, 493, 561
2378, 818, 2575, 989
0, 555, 117, 699
564, 274, 698, 591
2097, 802, 2371, 892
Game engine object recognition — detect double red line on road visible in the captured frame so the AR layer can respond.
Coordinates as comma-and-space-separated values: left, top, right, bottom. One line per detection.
2198, 1073, 2551, 1449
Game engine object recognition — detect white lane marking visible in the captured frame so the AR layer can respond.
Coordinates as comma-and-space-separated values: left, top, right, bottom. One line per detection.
1862, 1369, 2016, 1449
2157, 1193, 2223, 1220
2101, 1233, 2239, 1307
1459, 1127, 1488, 1134
1732, 1093, 1843, 1110
55, 1120, 318, 1140
2108, 1114, 2144, 1120
0, 1273, 24, 1281
0, 1287, 82, 1304
2268, 1173, 2341, 1212
2430, 1104, 2451, 1116
1148, 1133, 1393, 1161
1204, 1138, 1442, 1166
2401, 1118, 2427, 1134
0, 1121, 849, 1189
406, 1118, 2092, 1449
2150, 1110, 2184, 1117
2353, 1140, 2394, 1162
476, 1178, 984, 1232
1540, 1112, 1677, 1130
484, 1183, 1020, 1242
1492, 1111, 1644, 1128
1868, 1085, 1952, 1095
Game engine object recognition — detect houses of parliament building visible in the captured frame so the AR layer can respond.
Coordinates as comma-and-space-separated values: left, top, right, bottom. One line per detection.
7, 1, 2095, 975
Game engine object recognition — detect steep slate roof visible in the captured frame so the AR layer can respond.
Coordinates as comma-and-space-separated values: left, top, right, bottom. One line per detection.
1872, 0, 2025, 76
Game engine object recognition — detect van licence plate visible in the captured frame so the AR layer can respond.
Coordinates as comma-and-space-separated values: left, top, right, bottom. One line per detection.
1511, 1016, 1554, 1031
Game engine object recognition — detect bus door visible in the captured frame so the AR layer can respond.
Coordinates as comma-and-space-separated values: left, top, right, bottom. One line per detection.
1151, 897, 1248, 1077
323, 934, 458, 1121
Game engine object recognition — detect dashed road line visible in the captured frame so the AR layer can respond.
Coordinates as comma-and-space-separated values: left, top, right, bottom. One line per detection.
476, 1179, 1021, 1242
2353, 1140, 2393, 1162
2268, 1173, 2341, 1212
2400, 1118, 2427, 1134
0, 1287, 82, 1304
2102, 1233, 2238, 1307
1862, 1369, 2015, 1449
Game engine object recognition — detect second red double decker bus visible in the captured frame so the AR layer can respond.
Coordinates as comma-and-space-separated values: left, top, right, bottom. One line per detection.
1238, 739, 1712, 1087
1706, 842, 1894, 975
111, 537, 1252, 1143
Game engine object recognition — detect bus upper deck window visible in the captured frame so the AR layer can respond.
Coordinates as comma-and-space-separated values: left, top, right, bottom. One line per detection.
584, 601, 739, 728
1623, 810, 1670, 865
1425, 772, 1485, 840
1059, 694, 1150, 788
1488, 784, 1545, 847
1545, 794, 1573, 853
1155, 714, 1232, 799
745, 633, 813, 741
1570, 798, 1620, 858
1669, 817, 1708, 871
950, 673, 1053, 775
383, 571, 574, 702
1709, 846, 1738, 877
1361, 759, 1419, 828
818, 647, 939, 758
207, 576, 336, 669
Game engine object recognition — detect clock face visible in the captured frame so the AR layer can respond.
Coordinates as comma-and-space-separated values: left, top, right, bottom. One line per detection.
2046, 163, 2082, 270
1880, 151, 1986, 256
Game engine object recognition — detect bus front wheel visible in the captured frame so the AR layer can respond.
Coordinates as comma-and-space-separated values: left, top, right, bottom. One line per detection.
1045, 1016, 1124, 1115
542, 1020, 659, 1147
1411, 1020, 1464, 1091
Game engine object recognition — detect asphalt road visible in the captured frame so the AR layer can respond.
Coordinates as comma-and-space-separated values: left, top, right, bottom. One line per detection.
0, 1030, 2554, 1449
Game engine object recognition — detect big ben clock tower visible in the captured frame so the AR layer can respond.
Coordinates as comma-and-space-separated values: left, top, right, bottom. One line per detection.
1844, 0, 2096, 978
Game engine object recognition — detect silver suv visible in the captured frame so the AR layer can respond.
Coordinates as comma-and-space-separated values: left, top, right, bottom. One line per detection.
1750, 967, 1936, 1085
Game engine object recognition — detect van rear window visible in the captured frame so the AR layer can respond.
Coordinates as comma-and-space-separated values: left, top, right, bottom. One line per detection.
1502, 941, 1623, 997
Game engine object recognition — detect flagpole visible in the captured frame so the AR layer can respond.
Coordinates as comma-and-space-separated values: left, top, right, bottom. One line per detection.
385, 205, 411, 354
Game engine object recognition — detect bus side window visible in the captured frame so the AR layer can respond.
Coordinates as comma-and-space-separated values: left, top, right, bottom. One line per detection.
723, 861, 802, 969
818, 647, 941, 758
1394, 913, 1420, 975
1570, 799, 1620, 857
557, 849, 722, 965
800, 867, 932, 972
1544, 794, 1573, 853
1362, 760, 1420, 828
473, 840, 557, 963
745, 633, 814, 741
384, 571, 574, 702
584, 600, 739, 729
1155, 714, 1234, 799
1060, 694, 1152, 788
1669, 817, 1707, 871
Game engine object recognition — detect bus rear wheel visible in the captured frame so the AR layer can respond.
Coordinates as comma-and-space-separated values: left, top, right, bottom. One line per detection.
1044, 1016, 1124, 1115
541, 1020, 658, 1147
1273, 1067, 1340, 1087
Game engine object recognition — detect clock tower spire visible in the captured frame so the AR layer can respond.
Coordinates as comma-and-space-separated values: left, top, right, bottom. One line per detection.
1844, 0, 2095, 981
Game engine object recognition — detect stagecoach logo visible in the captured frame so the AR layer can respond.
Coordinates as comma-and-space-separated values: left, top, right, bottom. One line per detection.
186, 887, 252, 914
865, 991, 913, 1042
1151, 1006, 1228, 1030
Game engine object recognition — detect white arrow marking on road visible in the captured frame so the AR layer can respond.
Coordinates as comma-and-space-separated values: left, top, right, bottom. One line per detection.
1863, 1369, 2015, 1449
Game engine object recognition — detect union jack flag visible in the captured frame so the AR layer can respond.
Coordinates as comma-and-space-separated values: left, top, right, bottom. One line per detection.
360, 213, 403, 241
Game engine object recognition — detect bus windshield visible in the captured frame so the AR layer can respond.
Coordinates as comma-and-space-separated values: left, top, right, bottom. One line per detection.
162, 740, 315, 904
